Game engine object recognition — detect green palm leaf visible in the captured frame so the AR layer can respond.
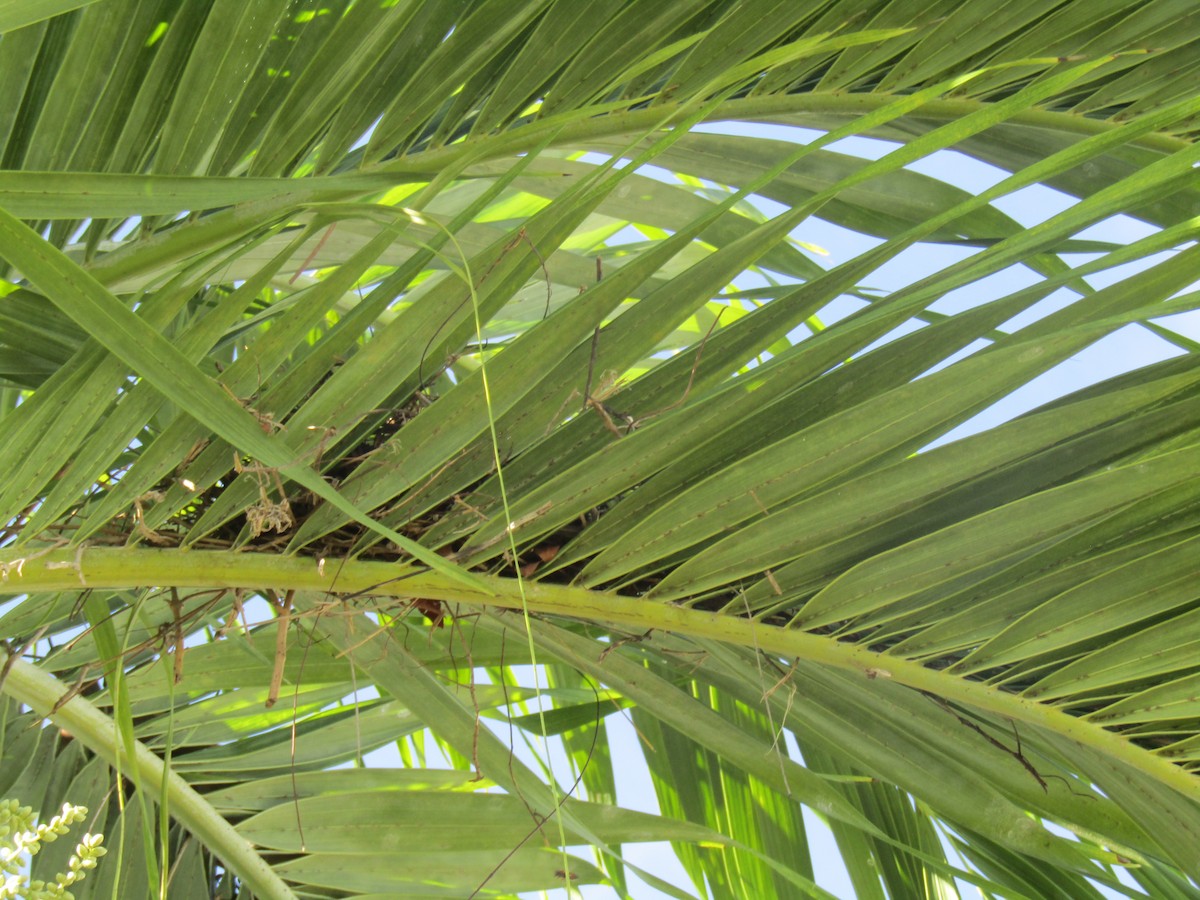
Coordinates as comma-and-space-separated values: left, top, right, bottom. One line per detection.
1, 2, 1199, 897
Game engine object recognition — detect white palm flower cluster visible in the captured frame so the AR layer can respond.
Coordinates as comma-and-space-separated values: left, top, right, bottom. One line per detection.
0, 800, 106, 900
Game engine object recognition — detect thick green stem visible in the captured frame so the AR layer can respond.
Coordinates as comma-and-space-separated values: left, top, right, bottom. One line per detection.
1, 547, 1196, 807
0, 646, 297, 900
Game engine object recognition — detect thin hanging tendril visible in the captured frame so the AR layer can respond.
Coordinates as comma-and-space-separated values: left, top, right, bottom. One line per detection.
406, 208, 573, 875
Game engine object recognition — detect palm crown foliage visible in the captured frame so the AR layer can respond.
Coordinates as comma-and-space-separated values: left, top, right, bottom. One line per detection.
0, 0, 1199, 897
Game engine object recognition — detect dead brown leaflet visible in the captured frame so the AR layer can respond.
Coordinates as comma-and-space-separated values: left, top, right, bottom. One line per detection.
519, 542, 560, 578
921, 692, 1050, 793
215, 588, 251, 641
597, 628, 652, 663
59, 586, 228, 686
263, 589, 295, 708
220, 381, 283, 435
452, 493, 490, 523
289, 223, 338, 285
763, 568, 783, 596
166, 588, 186, 683
397, 597, 441, 628
138, 588, 232, 684
131, 492, 174, 546
234, 453, 295, 538
177, 438, 208, 473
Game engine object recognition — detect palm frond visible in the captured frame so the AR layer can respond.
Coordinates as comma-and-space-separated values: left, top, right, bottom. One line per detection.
1, 2, 1199, 897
